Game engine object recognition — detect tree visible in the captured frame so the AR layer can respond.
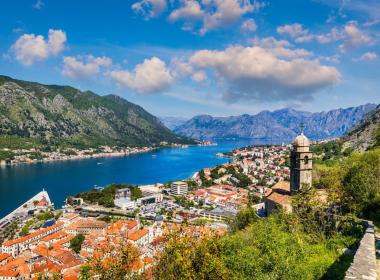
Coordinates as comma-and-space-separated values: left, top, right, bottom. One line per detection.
70, 234, 85, 253
80, 241, 144, 280
229, 206, 257, 232
342, 149, 380, 220
154, 233, 230, 280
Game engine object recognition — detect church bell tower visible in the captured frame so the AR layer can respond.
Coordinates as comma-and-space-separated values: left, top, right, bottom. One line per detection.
290, 128, 313, 194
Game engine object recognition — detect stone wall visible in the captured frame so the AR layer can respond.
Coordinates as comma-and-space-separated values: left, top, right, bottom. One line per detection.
345, 221, 377, 280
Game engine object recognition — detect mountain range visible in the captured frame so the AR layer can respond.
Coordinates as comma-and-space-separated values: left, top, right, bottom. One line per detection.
0, 75, 193, 149
173, 104, 378, 141
159, 116, 189, 130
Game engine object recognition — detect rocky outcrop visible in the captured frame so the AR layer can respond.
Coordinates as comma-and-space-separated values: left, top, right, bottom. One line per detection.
343, 105, 380, 151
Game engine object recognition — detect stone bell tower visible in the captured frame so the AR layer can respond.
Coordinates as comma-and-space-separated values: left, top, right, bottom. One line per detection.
290, 127, 313, 194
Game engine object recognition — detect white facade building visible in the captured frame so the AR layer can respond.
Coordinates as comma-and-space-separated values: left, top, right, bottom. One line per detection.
170, 181, 188, 196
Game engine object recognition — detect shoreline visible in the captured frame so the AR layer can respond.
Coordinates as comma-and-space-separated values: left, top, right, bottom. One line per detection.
0, 142, 215, 168
0, 147, 158, 167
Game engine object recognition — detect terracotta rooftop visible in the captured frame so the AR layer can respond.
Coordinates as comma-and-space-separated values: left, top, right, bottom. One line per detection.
37, 196, 49, 207
0, 270, 19, 277
41, 230, 67, 242
0, 253, 11, 262
271, 181, 290, 193
128, 228, 149, 241
2, 222, 63, 246
62, 213, 80, 220
67, 220, 107, 231
266, 191, 291, 205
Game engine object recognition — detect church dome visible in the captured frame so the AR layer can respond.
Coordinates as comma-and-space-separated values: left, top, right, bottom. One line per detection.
293, 132, 310, 147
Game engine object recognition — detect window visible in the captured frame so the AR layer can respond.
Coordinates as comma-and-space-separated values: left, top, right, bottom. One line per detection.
304, 156, 309, 165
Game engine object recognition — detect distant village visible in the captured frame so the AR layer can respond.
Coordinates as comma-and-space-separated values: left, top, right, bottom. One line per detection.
0, 140, 214, 166
0, 141, 300, 279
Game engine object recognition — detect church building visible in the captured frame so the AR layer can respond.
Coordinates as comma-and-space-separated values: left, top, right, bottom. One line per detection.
265, 131, 313, 215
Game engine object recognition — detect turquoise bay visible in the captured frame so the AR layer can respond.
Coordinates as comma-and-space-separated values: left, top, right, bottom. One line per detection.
0, 139, 285, 218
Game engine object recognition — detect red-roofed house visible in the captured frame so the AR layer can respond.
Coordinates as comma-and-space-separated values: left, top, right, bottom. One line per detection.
1, 222, 64, 257
128, 228, 149, 247
0, 253, 11, 266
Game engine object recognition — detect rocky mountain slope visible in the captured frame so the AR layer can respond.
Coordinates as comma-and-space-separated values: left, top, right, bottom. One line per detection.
0, 75, 192, 148
174, 104, 377, 141
343, 105, 380, 151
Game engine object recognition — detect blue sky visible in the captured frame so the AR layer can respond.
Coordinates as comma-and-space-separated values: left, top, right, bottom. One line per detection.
0, 0, 379, 117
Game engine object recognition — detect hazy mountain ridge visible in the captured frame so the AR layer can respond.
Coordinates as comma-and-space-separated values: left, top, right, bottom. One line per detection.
159, 116, 189, 130
0, 75, 193, 148
174, 104, 377, 140
343, 104, 380, 151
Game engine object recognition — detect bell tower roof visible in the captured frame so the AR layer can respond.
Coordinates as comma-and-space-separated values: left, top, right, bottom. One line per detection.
293, 132, 310, 147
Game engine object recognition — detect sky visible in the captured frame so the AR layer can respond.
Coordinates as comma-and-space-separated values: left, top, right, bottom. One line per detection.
0, 0, 379, 117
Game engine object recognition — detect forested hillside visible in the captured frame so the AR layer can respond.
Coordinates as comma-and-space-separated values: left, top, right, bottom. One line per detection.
0, 75, 193, 149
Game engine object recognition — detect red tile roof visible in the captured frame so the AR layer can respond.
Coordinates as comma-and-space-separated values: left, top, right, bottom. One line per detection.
128, 228, 149, 241
0, 270, 19, 277
0, 253, 11, 262
2, 222, 63, 246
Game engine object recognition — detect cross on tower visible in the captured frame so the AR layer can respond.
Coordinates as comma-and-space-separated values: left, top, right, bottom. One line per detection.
300, 123, 305, 134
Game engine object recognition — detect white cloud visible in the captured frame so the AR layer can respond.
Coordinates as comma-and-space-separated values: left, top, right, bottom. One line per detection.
295, 34, 314, 43
318, 54, 340, 64
251, 36, 291, 48
11, 29, 67, 66
62, 55, 112, 79
277, 23, 315, 43
47, 30, 67, 55
241, 19, 257, 32
277, 23, 308, 38
338, 21, 373, 52
315, 22, 373, 53
316, 27, 342, 44
200, 0, 261, 35
251, 37, 312, 59
188, 45, 340, 102
192, 70, 207, 82
357, 52, 378, 61
168, 1, 204, 22
132, 0, 167, 19
171, 58, 194, 77
108, 57, 173, 94
161, 0, 264, 34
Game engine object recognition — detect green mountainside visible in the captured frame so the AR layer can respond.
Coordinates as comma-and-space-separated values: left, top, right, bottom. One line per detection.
343, 104, 380, 151
0, 75, 193, 149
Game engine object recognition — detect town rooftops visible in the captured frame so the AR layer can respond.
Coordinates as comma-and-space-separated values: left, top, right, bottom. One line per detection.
266, 191, 291, 205
66, 220, 107, 231
62, 213, 80, 220
37, 196, 49, 207
0, 253, 11, 262
266, 181, 291, 206
0, 270, 19, 277
128, 228, 149, 241
2, 222, 63, 246
271, 181, 291, 194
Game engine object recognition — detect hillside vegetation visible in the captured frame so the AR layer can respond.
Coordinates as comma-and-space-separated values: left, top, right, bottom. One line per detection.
0, 75, 193, 149
153, 148, 380, 280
